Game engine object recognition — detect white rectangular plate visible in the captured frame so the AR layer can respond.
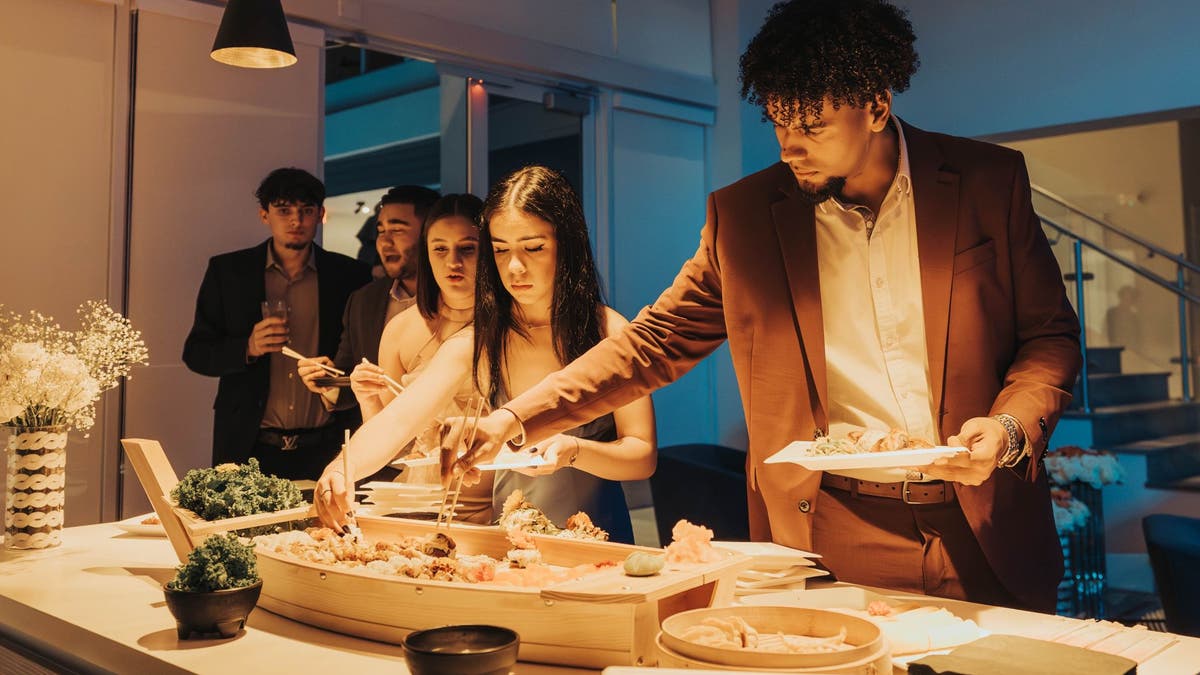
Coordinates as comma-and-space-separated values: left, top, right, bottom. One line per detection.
764, 442, 967, 470
115, 513, 166, 537
388, 451, 547, 472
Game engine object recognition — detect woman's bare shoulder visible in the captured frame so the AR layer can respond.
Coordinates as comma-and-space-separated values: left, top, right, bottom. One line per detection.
380, 306, 435, 358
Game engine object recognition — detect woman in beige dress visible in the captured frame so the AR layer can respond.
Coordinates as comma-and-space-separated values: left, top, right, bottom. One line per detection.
314, 194, 493, 527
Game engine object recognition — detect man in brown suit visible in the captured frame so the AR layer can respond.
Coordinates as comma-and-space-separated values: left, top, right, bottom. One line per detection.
447, 0, 1080, 612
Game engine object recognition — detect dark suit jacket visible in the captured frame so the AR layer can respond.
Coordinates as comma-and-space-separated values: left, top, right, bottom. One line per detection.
182, 239, 371, 465
327, 276, 402, 415
506, 122, 1081, 612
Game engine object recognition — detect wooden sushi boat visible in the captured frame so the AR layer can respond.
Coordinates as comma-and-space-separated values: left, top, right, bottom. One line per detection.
122, 438, 752, 668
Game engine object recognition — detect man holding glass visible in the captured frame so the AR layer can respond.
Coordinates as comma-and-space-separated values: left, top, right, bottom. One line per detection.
183, 167, 370, 479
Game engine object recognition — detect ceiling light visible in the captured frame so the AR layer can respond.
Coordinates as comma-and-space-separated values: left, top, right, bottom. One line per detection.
211, 0, 297, 69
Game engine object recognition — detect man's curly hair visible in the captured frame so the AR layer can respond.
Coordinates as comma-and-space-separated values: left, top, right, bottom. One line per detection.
739, 0, 919, 130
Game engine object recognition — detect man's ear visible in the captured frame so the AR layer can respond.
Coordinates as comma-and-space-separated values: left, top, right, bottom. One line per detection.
259, 207, 270, 225
869, 91, 892, 132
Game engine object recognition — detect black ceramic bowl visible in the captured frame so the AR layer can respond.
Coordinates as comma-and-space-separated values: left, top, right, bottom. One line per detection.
402, 625, 520, 675
163, 580, 263, 639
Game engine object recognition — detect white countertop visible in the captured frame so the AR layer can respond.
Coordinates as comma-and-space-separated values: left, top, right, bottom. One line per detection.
1, 523, 1197, 674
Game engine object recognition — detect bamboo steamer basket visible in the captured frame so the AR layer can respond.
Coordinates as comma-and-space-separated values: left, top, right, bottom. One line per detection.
657, 606, 891, 673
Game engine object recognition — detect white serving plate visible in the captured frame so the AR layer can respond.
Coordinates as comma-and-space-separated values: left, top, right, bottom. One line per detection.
764, 442, 967, 470
389, 451, 547, 472
115, 513, 167, 537
739, 587, 986, 668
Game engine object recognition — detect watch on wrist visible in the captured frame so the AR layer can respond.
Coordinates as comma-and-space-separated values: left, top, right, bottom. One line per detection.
992, 413, 1026, 468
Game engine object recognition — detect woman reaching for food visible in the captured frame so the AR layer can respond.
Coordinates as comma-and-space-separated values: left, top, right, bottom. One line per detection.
314, 194, 493, 527
472, 165, 657, 544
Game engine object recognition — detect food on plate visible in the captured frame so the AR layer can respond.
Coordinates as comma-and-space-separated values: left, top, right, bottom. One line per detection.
623, 551, 666, 577
504, 527, 543, 568
255, 527, 618, 588
498, 490, 610, 541
833, 600, 983, 655
680, 616, 852, 654
665, 520, 724, 564
807, 428, 935, 456
171, 458, 304, 521
140, 514, 161, 526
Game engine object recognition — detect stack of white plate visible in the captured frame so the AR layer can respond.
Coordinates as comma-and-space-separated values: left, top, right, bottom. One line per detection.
357, 481, 452, 516
712, 541, 830, 597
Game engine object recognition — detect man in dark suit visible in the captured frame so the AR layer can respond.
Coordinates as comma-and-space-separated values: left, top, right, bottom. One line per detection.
183, 167, 371, 480
448, 0, 1080, 612
297, 185, 439, 412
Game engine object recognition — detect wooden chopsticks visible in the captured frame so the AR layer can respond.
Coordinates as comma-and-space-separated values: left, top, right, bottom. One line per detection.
280, 345, 346, 375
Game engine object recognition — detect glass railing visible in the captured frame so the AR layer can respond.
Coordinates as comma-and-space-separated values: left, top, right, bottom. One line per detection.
1034, 188, 1196, 407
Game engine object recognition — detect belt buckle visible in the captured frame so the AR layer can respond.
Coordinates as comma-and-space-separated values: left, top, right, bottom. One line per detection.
901, 479, 940, 505
280, 434, 299, 451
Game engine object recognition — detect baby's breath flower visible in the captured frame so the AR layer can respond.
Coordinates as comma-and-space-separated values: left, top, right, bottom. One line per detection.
0, 302, 148, 431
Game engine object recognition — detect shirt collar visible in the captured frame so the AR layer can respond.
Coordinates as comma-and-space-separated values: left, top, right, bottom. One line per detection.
389, 278, 413, 302
265, 241, 317, 272
817, 115, 912, 215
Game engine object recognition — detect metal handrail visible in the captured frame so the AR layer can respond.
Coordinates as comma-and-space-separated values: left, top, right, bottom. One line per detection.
1032, 184, 1200, 275
1040, 214, 1195, 404
1040, 215, 1200, 305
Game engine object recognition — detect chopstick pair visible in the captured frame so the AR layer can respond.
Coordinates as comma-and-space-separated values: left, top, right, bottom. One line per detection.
280, 345, 346, 376
360, 358, 405, 397
436, 396, 486, 531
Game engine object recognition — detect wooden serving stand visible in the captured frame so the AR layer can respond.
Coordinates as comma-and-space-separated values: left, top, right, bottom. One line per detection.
121, 438, 315, 562
255, 515, 751, 669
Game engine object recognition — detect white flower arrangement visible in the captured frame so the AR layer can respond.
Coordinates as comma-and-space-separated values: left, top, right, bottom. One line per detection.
1050, 487, 1091, 535
0, 301, 148, 432
1044, 445, 1125, 489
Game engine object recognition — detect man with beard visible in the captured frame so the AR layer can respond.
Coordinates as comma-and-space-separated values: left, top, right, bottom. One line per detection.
183, 167, 371, 479
445, 0, 1081, 613
297, 186, 438, 418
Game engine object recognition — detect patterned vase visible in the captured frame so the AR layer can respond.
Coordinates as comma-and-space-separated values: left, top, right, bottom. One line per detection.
4, 425, 68, 550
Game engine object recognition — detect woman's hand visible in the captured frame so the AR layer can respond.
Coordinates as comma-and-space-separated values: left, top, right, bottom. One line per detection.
440, 408, 524, 487
349, 360, 390, 406
515, 434, 580, 476
314, 460, 355, 532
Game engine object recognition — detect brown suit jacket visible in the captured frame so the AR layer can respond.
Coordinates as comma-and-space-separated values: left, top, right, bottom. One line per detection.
507, 121, 1081, 612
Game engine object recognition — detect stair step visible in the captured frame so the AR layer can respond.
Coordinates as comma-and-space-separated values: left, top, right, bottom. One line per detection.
1105, 431, 1200, 485
1070, 372, 1171, 408
1062, 400, 1200, 447
1085, 346, 1125, 375
1144, 475, 1200, 492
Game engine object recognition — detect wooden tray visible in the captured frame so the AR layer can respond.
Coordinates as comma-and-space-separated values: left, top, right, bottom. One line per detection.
254, 514, 752, 669
121, 438, 314, 562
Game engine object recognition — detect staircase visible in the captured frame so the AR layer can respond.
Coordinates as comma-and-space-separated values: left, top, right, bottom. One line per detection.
1062, 346, 1200, 492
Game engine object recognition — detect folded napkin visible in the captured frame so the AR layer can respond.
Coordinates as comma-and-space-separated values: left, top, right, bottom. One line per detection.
908, 634, 1136, 675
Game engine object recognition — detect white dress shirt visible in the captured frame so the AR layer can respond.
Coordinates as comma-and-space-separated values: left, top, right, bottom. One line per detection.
817, 118, 937, 482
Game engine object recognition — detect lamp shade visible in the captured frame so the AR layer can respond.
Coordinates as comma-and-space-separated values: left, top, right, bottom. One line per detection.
211, 0, 297, 69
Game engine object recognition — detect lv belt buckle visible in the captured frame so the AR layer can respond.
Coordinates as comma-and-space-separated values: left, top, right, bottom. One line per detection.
901, 479, 939, 505
280, 433, 300, 451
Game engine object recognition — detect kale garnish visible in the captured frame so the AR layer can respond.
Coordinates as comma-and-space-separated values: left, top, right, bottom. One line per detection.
170, 458, 304, 521
167, 533, 260, 592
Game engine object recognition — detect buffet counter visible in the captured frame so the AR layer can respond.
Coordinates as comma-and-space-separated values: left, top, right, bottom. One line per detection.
0, 523, 1197, 674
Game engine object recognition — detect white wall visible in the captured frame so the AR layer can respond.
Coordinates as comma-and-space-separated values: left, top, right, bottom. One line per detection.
121, 2, 325, 516
0, 0, 121, 526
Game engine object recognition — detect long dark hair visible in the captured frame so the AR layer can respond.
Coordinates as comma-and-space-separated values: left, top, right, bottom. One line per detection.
474, 166, 606, 405
415, 193, 484, 320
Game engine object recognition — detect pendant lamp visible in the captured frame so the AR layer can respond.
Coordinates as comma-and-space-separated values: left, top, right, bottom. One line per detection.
211, 0, 297, 69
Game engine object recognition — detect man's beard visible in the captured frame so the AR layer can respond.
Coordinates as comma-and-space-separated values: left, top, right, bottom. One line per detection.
284, 241, 310, 251
794, 176, 847, 205
396, 255, 418, 281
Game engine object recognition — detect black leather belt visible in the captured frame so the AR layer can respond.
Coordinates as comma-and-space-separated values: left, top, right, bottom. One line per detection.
821, 473, 955, 505
257, 426, 340, 451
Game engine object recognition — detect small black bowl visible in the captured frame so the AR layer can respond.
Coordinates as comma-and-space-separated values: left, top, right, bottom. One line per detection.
163, 580, 263, 639
402, 624, 519, 675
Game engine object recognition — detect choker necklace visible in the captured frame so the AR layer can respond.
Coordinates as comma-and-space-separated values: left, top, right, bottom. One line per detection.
438, 305, 473, 322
